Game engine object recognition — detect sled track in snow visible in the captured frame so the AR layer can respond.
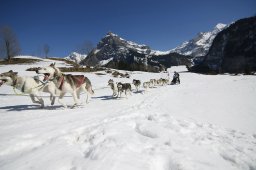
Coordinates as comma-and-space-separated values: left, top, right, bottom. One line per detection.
39, 86, 256, 170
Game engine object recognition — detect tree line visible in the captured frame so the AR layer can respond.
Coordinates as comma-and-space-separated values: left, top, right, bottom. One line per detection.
0, 26, 94, 62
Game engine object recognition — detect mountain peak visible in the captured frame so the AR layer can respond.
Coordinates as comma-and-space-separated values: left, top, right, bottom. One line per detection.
106, 32, 119, 37
170, 22, 228, 57
98, 32, 151, 52
214, 23, 227, 30
80, 32, 192, 71
65, 52, 87, 64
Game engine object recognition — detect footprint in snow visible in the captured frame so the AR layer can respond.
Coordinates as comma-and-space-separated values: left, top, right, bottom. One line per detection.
135, 124, 158, 139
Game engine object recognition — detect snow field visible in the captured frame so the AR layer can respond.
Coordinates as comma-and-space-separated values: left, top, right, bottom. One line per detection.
0, 61, 256, 170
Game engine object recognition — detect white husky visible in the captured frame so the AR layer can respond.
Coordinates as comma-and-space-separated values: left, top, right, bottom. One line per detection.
37, 63, 94, 108
143, 81, 151, 93
108, 79, 118, 97
0, 70, 58, 108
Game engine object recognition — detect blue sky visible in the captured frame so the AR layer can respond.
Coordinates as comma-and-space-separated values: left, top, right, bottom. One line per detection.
0, 0, 255, 57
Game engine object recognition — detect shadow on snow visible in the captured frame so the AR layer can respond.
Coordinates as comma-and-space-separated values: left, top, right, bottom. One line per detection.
0, 104, 63, 112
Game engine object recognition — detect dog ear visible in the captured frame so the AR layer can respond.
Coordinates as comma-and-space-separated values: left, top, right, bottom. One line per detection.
8, 70, 17, 75
50, 63, 55, 67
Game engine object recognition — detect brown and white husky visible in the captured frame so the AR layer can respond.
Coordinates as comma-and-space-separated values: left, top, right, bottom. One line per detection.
37, 63, 94, 108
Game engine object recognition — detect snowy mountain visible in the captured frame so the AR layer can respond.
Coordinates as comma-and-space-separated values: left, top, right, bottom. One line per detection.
81, 32, 191, 72
80, 32, 151, 66
65, 52, 87, 64
170, 23, 227, 57
190, 16, 256, 74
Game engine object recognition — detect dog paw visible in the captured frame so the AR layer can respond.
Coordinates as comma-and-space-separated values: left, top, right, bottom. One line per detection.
71, 104, 78, 109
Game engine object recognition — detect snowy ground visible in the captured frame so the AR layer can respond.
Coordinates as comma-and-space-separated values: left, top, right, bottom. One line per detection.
0, 58, 256, 170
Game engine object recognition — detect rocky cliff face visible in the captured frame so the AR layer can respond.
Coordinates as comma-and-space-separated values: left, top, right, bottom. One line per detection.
170, 23, 227, 57
81, 32, 191, 72
190, 16, 256, 74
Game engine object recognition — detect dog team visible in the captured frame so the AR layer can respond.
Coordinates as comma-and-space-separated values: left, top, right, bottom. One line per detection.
108, 77, 171, 98
0, 63, 179, 108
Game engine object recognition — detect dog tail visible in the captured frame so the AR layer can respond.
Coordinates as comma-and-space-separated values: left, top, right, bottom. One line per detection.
83, 77, 94, 95
86, 84, 94, 95
88, 87, 94, 95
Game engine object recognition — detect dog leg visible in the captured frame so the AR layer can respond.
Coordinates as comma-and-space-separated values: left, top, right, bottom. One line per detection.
112, 89, 116, 97
113, 91, 118, 98
76, 86, 83, 100
125, 90, 127, 98
51, 95, 56, 106
47, 87, 58, 105
71, 91, 79, 108
47, 85, 57, 105
86, 93, 89, 104
39, 98, 44, 108
77, 91, 80, 100
29, 94, 41, 105
81, 85, 90, 104
34, 94, 44, 108
58, 92, 67, 108
143, 89, 145, 94
49, 94, 55, 105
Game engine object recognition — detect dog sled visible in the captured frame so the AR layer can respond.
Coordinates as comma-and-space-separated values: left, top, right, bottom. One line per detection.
170, 77, 180, 85
170, 71, 180, 85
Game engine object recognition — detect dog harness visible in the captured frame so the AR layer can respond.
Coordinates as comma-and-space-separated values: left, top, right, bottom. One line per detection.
70, 75, 85, 88
55, 74, 85, 90
56, 75, 65, 90
12, 77, 26, 93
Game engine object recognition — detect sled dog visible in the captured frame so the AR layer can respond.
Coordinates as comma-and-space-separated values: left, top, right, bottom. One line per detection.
160, 78, 169, 85
108, 79, 118, 97
150, 79, 156, 87
132, 79, 141, 92
117, 82, 132, 98
143, 81, 151, 92
156, 78, 164, 86
37, 63, 94, 108
0, 70, 58, 108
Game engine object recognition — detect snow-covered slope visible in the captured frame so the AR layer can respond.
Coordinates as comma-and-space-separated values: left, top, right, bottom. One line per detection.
0, 59, 256, 170
65, 52, 87, 64
13, 55, 44, 60
170, 23, 227, 57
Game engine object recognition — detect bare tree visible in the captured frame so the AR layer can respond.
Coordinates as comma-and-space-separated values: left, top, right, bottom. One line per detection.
43, 44, 50, 58
36, 46, 43, 58
77, 41, 94, 54
0, 26, 21, 62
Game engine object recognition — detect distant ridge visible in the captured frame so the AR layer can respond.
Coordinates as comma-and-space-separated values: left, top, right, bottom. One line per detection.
170, 23, 227, 57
